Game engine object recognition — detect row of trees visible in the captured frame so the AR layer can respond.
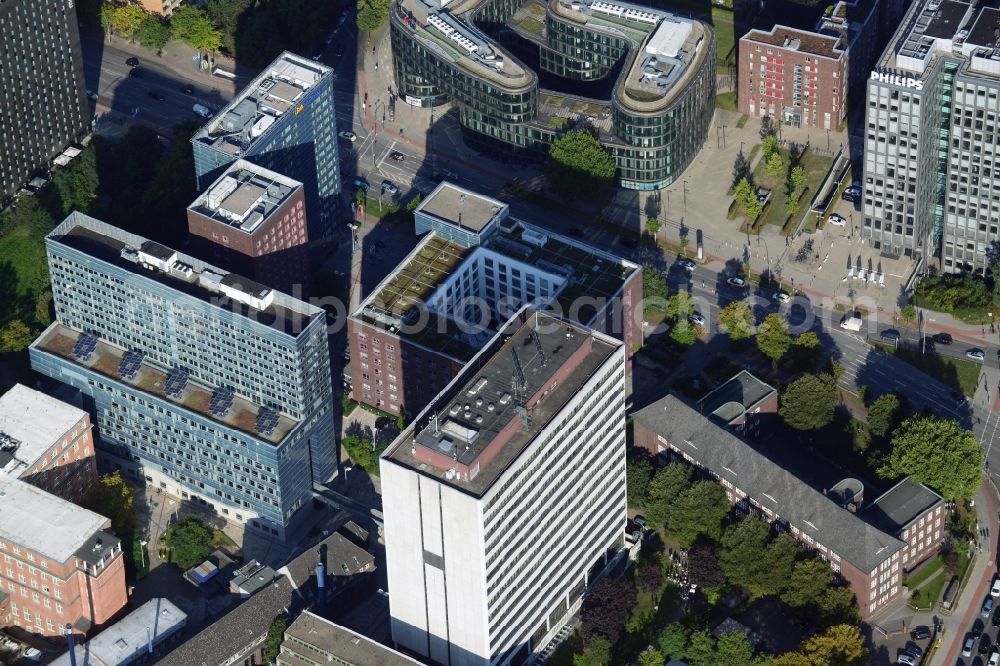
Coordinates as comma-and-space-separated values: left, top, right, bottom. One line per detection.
101, 4, 220, 53
629, 460, 730, 548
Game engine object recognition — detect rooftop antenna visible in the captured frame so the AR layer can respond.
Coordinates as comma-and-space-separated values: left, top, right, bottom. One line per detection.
432, 412, 441, 434
531, 328, 546, 367
510, 348, 531, 427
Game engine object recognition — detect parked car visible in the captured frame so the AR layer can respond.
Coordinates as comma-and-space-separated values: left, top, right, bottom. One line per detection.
920, 336, 935, 351
993, 607, 1000, 626
933, 332, 953, 344
773, 291, 791, 304
983, 635, 994, 655
828, 213, 847, 227
381, 180, 398, 195
86, 89, 98, 100
180, 84, 195, 94
990, 650, 1000, 666
991, 578, 1000, 597
896, 655, 915, 666
965, 635, 976, 657
842, 185, 861, 200
880, 329, 901, 342
726, 276, 747, 288
633, 515, 647, 530
688, 312, 706, 327
389, 151, 405, 162
147, 90, 165, 102
192, 104, 212, 119
983, 596, 994, 617
353, 178, 369, 193
907, 644, 924, 658
126, 56, 139, 67
338, 130, 357, 142
678, 258, 696, 271
910, 626, 931, 641
968, 348, 987, 361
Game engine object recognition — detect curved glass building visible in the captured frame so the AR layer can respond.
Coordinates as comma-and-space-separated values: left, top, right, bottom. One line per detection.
391, 0, 715, 190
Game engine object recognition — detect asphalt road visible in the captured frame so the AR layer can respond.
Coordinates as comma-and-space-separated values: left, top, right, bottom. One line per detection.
956, 609, 1000, 666
80, 34, 234, 134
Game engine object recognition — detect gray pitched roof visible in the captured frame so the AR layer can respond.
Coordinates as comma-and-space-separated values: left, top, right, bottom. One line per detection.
280, 532, 375, 592
633, 394, 904, 573
158, 577, 294, 666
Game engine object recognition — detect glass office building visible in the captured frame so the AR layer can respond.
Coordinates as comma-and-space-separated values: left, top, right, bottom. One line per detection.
29, 213, 335, 540
191, 53, 340, 254
391, 0, 715, 190
0, 0, 88, 200
863, 0, 1000, 273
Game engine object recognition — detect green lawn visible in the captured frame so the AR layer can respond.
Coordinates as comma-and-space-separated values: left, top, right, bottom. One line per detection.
871, 341, 982, 397
519, 16, 544, 35
0, 219, 49, 299
909, 574, 947, 610
904, 556, 943, 589
716, 92, 737, 111
712, 7, 735, 66
745, 147, 833, 234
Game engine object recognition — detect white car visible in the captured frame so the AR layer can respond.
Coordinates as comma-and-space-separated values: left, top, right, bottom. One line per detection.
967, 348, 986, 361
726, 276, 746, 288
688, 312, 706, 327
678, 258, 696, 271
990, 650, 1000, 666
992, 579, 1000, 597
773, 291, 791, 304
896, 655, 915, 666
338, 130, 357, 142
828, 214, 847, 227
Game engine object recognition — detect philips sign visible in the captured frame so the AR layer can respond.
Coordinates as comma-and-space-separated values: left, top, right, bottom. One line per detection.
870, 70, 924, 91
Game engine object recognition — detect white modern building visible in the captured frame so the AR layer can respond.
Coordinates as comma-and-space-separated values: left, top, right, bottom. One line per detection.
380, 309, 627, 666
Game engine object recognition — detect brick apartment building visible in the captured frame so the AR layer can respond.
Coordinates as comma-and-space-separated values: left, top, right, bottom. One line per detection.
634, 392, 943, 618
738, 0, 879, 130
0, 478, 127, 636
0, 384, 96, 504
347, 182, 641, 417
187, 160, 310, 296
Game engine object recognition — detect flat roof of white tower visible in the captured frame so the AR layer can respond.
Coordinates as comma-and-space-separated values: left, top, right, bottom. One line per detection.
0, 384, 85, 478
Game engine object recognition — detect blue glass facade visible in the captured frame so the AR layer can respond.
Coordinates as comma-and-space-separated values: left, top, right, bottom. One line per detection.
29, 213, 335, 540
191, 53, 340, 252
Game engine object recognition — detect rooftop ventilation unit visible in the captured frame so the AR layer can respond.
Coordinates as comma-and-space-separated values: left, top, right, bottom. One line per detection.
0, 432, 21, 453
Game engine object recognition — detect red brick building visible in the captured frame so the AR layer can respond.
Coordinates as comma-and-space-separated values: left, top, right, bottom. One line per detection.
633, 392, 943, 618
0, 384, 96, 504
187, 160, 309, 296
738, 0, 878, 130
0, 478, 126, 636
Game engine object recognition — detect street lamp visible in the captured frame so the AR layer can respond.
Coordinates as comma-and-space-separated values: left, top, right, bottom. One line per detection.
683, 180, 688, 210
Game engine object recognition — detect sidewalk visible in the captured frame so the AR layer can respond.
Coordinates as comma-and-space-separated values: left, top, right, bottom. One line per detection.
933, 480, 999, 664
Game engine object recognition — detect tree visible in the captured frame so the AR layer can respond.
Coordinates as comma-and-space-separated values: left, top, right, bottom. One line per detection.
643, 266, 669, 306
684, 629, 716, 666
164, 516, 214, 570
665, 291, 694, 320
766, 152, 784, 178
878, 414, 984, 501
574, 635, 611, 666
756, 313, 791, 365
671, 320, 698, 346
760, 533, 799, 596
0, 320, 34, 353
100, 2, 118, 34
732, 149, 751, 188
204, 0, 254, 54
627, 449, 654, 508
817, 586, 860, 627
866, 393, 901, 439
112, 4, 148, 38
779, 372, 838, 431
646, 462, 691, 528
734, 177, 762, 220
687, 540, 725, 588
790, 331, 823, 369
719, 518, 772, 594
580, 578, 636, 645
52, 144, 98, 215
668, 481, 729, 547
638, 649, 665, 666
84, 472, 136, 534
357, 0, 391, 33
646, 217, 662, 237
799, 624, 867, 665
780, 558, 834, 610
719, 300, 754, 340
760, 115, 775, 140
716, 632, 756, 666
136, 15, 171, 51
658, 623, 689, 659
262, 616, 287, 664
636, 558, 663, 597
545, 130, 616, 199
171, 6, 222, 52
763, 134, 779, 158
790, 165, 807, 196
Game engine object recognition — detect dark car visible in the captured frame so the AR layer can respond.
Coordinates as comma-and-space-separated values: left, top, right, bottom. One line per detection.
148, 90, 165, 102
974, 619, 986, 637
389, 151, 405, 162
921, 336, 935, 351
567, 227, 585, 238
125, 56, 139, 67
933, 332, 953, 344
180, 84, 195, 94
880, 329, 901, 342
129, 67, 143, 78
993, 606, 1000, 626
981, 635, 993, 655
910, 626, 931, 641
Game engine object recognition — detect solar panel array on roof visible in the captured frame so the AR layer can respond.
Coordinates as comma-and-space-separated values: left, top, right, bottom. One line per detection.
164, 367, 190, 398
118, 349, 145, 380
73, 334, 98, 361
256, 406, 280, 436
210, 385, 235, 417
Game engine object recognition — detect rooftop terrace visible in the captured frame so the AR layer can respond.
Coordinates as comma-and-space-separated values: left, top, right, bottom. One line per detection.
32, 323, 298, 445
50, 213, 317, 336
353, 220, 638, 361
193, 52, 332, 157
188, 160, 303, 235
384, 311, 621, 495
